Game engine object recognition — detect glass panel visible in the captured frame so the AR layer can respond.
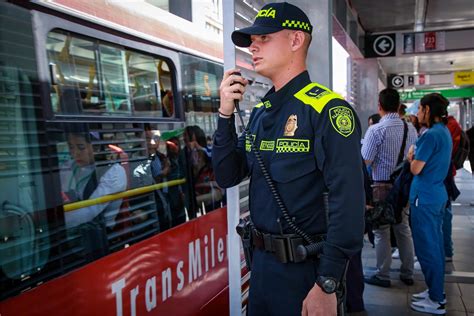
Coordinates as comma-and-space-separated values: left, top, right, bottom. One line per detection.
127, 52, 162, 117
98, 44, 131, 114
180, 54, 224, 216
0, 2, 50, 300
46, 30, 176, 118
47, 31, 102, 114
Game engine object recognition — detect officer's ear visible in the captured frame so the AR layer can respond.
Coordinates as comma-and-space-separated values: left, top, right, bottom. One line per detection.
289, 30, 306, 52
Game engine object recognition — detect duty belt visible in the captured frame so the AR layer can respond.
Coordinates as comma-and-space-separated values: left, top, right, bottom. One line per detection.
252, 228, 325, 264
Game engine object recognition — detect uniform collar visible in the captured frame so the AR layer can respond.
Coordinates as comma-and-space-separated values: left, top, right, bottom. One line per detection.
260, 71, 311, 111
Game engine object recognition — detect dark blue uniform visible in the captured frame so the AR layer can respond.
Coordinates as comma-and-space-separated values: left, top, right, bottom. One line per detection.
213, 71, 364, 315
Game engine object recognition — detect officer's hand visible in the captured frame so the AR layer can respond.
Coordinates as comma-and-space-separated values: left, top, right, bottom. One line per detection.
219, 69, 248, 116
301, 284, 337, 316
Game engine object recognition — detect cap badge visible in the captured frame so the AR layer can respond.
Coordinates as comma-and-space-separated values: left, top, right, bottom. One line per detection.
284, 114, 298, 136
256, 7, 276, 18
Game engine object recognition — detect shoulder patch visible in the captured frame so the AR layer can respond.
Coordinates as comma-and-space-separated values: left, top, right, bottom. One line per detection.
255, 102, 264, 108
329, 106, 355, 137
294, 83, 343, 113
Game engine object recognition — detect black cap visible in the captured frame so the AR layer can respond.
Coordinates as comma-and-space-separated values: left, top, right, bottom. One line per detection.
232, 2, 313, 47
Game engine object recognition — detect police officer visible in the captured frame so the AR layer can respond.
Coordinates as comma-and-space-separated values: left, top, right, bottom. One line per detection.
213, 2, 364, 315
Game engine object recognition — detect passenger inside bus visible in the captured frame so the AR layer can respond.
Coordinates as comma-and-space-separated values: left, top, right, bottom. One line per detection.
184, 126, 222, 214
60, 131, 127, 229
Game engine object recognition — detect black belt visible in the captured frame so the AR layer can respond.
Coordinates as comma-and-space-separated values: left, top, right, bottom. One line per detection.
252, 228, 325, 264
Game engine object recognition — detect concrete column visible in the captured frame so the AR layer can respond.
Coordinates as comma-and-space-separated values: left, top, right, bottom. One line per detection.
349, 58, 380, 132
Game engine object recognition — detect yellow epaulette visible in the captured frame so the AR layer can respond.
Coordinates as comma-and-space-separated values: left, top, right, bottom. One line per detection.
293, 82, 343, 113
254, 102, 264, 108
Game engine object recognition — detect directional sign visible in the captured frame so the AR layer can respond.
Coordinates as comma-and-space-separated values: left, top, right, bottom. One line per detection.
365, 33, 396, 58
388, 74, 404, 89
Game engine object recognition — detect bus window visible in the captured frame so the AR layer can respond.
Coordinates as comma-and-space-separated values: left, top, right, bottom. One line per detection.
180, 54, 224, 215
98, 44, 131, 114
47, 31, 101, 114
46, 30, 176, 118
126, 52, 162, 116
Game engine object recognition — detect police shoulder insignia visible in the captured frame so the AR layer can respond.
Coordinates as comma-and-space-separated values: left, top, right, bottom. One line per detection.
294, 83, 343, 113
329, 106, 355, 137
284, 114, 298, 136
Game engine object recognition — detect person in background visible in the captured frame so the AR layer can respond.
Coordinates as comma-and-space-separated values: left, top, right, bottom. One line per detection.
444, 112, 463, 262
408, 93, 452, 315
362, 88, 417, 288
468, 126, 474, 207
368, 113, 381, 127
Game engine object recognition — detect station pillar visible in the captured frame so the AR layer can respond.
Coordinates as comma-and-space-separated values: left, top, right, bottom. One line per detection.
349, 58, 381, 132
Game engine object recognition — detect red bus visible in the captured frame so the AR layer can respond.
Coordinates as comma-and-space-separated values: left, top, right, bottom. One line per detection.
0, 1, 258, 315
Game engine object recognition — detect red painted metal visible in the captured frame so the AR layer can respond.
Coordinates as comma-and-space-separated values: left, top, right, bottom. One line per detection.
0, 208, 229, 316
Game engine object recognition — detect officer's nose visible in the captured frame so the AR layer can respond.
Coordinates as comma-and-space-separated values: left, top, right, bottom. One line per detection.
249, 41, 258, 53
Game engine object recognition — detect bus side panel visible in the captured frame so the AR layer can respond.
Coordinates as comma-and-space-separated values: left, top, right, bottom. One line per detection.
0, 208, 229, 316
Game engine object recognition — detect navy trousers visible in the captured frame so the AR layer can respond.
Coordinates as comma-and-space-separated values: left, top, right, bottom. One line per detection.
248, 248, 318, 316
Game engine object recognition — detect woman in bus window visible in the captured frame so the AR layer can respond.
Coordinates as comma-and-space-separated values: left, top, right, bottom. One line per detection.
60, 132, 127, 229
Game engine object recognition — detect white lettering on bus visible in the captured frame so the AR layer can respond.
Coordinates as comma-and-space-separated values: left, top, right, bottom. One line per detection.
188, 239, 202, 283
161, 268, 172, 302
111, 278, 126, 316
130, 285, 139, 316
111, 227, 227, 316
218, 237, 224, 262
211, 228, 215, 268
145, 276, 157, 311
204, 235, 209, 272
176, 260, 184, 291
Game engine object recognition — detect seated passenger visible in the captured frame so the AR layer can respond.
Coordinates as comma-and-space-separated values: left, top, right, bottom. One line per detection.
60, 132, 127, 228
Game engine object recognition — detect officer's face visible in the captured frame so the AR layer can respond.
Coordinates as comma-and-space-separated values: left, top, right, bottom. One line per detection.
249, 30, 293, 78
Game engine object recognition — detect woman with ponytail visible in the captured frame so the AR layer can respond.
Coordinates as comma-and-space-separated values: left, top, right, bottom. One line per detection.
407, 93, 452, 315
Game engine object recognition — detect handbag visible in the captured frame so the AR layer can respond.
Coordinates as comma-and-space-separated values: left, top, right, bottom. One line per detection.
365, 200, 396, 229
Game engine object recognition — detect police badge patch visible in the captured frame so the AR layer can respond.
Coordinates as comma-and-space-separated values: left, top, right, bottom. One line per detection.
329, 106, 354, 137
284, 114, 298, 136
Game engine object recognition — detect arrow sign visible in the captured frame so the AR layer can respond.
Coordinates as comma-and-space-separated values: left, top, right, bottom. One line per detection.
374, 35, 394, 56
388, 74, 404, 89
365, 33, 396, 58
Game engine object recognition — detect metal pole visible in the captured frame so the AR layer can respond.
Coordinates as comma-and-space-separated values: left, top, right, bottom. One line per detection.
223, 1, 241, 315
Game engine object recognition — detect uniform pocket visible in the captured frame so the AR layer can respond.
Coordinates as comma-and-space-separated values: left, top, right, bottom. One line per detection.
271, 155, 316, 183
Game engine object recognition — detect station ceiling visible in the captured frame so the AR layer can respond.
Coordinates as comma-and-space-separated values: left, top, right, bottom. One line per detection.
350, 0, 474, 87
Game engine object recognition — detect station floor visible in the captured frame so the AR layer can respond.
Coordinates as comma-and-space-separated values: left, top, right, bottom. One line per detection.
360, 164, 474, 315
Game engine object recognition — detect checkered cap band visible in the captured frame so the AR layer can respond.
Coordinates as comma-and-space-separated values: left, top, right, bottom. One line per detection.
282, 20, 312, 32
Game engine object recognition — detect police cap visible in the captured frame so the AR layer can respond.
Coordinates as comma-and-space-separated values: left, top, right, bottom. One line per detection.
232, 2, 313, 47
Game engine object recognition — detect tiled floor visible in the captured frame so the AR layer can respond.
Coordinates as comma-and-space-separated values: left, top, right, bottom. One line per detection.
361, 167, 474, 315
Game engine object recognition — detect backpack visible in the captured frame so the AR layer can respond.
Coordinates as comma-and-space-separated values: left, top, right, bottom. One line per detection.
453, 130, 470, 170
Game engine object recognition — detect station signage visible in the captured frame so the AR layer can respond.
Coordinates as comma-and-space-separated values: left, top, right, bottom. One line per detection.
400, 87, 474, 101
388, 74, 404, 88
402, 31, 445, 54
365, 33, 396, 58
454, 71, 474, 86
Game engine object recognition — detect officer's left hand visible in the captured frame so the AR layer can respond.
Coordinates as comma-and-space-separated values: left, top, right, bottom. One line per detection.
301, 284, 337, 316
